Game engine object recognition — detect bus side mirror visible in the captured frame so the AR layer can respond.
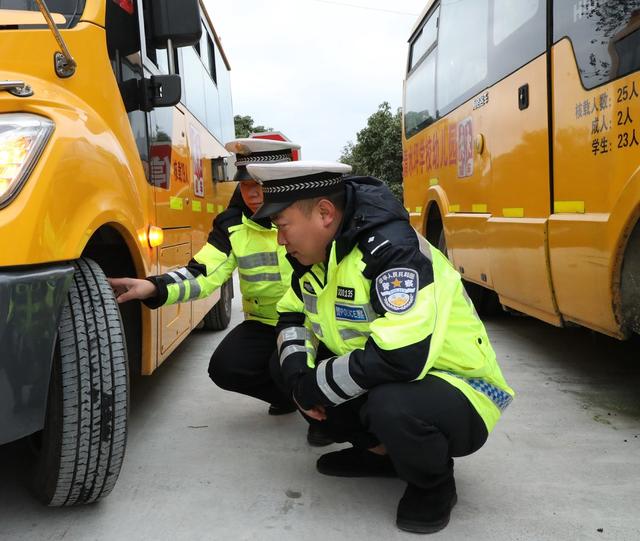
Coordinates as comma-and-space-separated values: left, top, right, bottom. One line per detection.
145, 74, 181, 110
151, 0, 202, 49
119, 74, 181, 112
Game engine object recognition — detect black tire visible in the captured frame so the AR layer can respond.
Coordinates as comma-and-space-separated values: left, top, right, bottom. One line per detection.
437, 229, 501, 318
202, 279, 233, 330
33, 258, 128, 506
621, 221, 640, 335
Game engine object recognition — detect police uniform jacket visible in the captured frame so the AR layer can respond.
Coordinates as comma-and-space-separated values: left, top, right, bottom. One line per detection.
276, 177, 514, 432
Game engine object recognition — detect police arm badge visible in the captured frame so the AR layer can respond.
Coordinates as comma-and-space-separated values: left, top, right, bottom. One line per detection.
375, 268, 418, 314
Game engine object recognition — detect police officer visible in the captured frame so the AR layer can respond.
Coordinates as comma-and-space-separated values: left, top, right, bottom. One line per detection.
108, 139, 333, 446
247, 160, 514, 534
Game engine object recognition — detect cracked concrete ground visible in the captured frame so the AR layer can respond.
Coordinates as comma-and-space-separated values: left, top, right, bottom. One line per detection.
1, 288, 639, 540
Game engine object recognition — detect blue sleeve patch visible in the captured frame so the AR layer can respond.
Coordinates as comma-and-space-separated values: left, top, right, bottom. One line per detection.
375, 268, 418, 314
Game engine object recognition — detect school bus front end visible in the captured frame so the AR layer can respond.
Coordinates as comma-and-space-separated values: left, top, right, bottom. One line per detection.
0, 0, 235, 506
1, 0, 151, 459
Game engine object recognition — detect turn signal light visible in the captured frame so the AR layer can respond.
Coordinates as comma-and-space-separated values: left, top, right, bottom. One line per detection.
138, 225, 164, 248
148, 226, 164, 247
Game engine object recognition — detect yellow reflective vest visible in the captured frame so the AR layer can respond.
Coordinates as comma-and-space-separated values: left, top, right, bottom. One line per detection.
276, 177, 514, 432
145, 201, 292, 326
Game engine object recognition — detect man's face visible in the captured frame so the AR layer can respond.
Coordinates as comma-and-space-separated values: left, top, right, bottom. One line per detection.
272, 203, 332, 266
239, 180, 263, 213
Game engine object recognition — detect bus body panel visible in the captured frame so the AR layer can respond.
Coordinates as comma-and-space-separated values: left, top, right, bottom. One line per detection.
0, 24, 152, 268
403, 1, 640, 338
404, 55, 558, 321
550, 38, 640, 337
0, 1, 235, 392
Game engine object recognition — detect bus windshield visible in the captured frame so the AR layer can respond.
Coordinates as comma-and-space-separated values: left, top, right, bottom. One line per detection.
0, 0, 85, 27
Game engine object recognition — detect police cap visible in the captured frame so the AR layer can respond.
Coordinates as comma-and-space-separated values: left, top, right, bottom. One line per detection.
248, 160, 352, 220
224, 138, 301, 181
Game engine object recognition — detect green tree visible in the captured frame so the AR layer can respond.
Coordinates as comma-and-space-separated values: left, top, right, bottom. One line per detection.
340, 102, 403, 201
234, 114, 272, 138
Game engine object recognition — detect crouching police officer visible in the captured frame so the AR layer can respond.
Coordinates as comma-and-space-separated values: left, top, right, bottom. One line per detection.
108, 139, 333, 446
247, 160, 514, 534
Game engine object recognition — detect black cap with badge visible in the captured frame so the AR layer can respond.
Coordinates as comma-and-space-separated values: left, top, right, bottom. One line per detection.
247, 161, 352, 220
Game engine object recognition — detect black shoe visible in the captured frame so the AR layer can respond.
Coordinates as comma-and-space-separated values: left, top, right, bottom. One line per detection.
396, 478, 457, 534
316, 446, 396, 477
267, 402, 297, 416
306, 424, 335, 447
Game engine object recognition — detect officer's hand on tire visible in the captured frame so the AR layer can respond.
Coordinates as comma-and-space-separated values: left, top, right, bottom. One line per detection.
108, 277, 157, 303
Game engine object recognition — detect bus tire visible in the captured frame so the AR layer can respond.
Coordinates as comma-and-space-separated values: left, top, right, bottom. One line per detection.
33, 258, 128, 506
202, 279, 233, 330
621, 221, 640, 335
437, 230, 501, 318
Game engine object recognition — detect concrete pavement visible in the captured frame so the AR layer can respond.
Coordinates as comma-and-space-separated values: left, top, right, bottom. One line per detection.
1, 290, 639, 540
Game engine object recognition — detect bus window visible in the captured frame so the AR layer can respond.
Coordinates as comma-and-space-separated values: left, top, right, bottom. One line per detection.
408, 6, 438, 71
182, 45, 208, 125
436, 0, 489, 114
491, 0, 545, 81
555, 0, 640, 89
105, 0, 150, 178
156, 49, 169, 73
206, 31, 217, 84
0, 0, 85, 27
404, 53, 436, 138
493, 0, 538, 45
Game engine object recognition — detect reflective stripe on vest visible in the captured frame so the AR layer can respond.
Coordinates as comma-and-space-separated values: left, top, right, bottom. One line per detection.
239, 272, 282, 283
237, 251, 279, 269
303, 292, 318, 313
339, 328, 371, 341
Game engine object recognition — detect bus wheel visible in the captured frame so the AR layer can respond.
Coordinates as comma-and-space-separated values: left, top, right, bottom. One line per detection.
202, 279, 233, 330
621, 221, 640, 335
33, 258, 128, 506
437, 230, 501, 318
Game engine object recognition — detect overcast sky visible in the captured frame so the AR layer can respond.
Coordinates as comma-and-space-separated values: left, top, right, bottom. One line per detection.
205, 0, 426, 161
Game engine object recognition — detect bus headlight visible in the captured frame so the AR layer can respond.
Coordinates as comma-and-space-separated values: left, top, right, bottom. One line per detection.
0, 114, 54, 209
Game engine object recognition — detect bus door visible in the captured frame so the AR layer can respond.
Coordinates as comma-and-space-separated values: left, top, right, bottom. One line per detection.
144, 4, 237, 363
183, 109, 232, 327
136, 1, 194, 364
149, 102, 195, 364
481, 1, 559, 324
549, 1, 640, 335
427, 1, 493, 290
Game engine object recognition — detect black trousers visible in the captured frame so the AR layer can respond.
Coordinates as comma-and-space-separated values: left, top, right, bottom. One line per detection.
208, 320, 291, 407
314, 372, 489, 489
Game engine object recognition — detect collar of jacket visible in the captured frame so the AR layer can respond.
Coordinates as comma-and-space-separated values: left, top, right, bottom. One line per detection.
332, 176, 409, 263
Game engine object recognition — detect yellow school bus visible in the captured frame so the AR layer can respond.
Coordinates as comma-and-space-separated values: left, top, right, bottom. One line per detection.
402, 0, 640, 339
0, 0, 236, 505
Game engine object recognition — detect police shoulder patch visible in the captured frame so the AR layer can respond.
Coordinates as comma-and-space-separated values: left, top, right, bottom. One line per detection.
375, 267, 418, 314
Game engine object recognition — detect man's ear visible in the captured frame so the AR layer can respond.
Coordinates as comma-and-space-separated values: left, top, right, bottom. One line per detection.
317, 199, 337, 226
